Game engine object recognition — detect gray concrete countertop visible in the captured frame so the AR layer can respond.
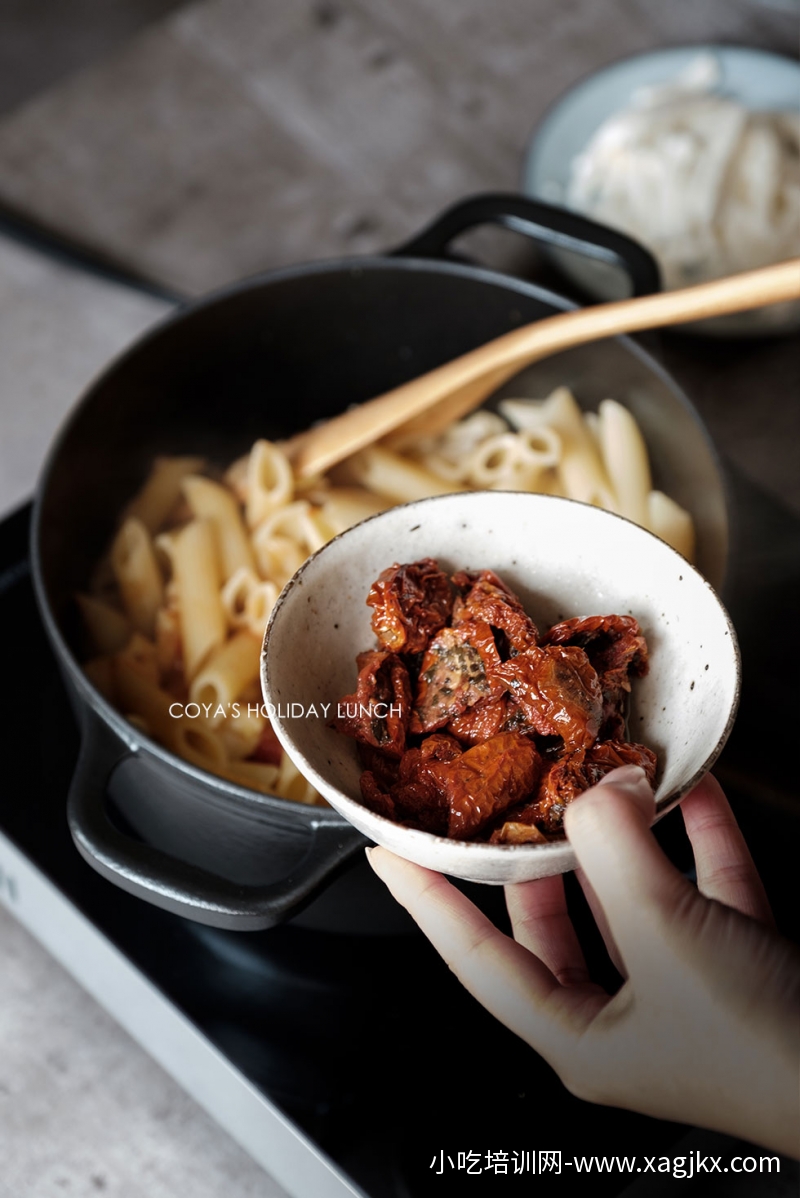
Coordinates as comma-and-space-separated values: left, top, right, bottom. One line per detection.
0, 903, 288, 1198
0, 1, 797, 1195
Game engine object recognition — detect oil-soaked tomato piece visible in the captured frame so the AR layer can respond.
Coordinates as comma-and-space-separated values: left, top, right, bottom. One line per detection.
452, 569, 538, 654
494, 645, 603, 753
339, 561, 656, 846
378, 734, 463, 836
411, 620, 500, 734
544, 614, 648, 739
446, 694, 535, 745
489, 820, 548, 845
428, 731, 542, 839
360, 771, 398, 821
531, 739, 657, 832
367, 558, 453, 654
336, 649, 412, 757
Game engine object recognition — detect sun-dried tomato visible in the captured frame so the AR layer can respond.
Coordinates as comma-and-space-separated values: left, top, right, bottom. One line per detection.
544, 614, 648, 739
452, 569, 538, 654
357, 742, 401, 791
398, 732, 463, 779
411, 619, 500, 734
489, 820, 548, 845
367, 558, 453, 654
446, 694, 534, 745
360, 771, 397, 821
335, 649, 411, 757
531, 739, 657, 831
427, 731, 542, 840
493, 645, 603, 753
362, 734, 463, 836
338, 560, 655, 844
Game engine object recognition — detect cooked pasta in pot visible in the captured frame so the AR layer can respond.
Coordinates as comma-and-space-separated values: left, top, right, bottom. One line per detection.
78, 388, 695, 803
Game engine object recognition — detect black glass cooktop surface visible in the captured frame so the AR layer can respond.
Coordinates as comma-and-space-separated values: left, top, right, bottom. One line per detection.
2, 470, 798, 1197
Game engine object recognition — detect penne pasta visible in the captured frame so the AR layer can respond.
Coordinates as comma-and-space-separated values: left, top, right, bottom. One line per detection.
110, 517, 165, 637
647, 490, 696, 561
584, 409, 602, 448
598, 398, 651, 526
115, 631, 160, 686
548, 388, 617, 509
317, 486, 387, 535
276, 752, 322, 805
154, 604, 182, 675
171, 519, 227, 680
182, 474, 256, 580
416, 410, 508, 469
221, 567, 279, 637
246, 440, 294, 527
223, 453, 249, 504
83, 380, 695, 810
345, 445, 467, 503
501, 388, 617, 507
112, 659, 178, 746
517, 426, 562, 469
251, 531, 306, 589
222, 759, 282, 795
88, 553, 119, 605
171, 720, 228, 771
189, 629, 262, 721
254, 499, 332, 556
219, 708, 266, 760
464, 433, 526, 487
76, 593, 131, 655
125, 456, 205, 533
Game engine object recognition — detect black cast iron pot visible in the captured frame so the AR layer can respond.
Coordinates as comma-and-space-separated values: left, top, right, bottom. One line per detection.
32, 194, 728, 932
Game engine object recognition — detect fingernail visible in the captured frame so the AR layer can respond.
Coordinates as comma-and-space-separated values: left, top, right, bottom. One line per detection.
596, 764, 647, 790
365, 844, 390, 881
593, 765, 653, 814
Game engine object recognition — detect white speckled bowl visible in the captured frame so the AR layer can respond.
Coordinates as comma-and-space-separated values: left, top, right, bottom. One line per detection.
262, 493, 740, 884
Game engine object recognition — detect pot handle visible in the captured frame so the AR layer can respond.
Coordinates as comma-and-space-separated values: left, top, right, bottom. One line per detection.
67, 709, 367, 930
392, 192, 660, 298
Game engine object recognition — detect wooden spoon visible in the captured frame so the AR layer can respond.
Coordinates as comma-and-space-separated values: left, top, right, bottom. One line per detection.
286, 259, 800, 478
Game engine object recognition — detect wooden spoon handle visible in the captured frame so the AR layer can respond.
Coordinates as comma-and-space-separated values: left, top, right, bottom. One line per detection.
389, 257, 800, 447
289, 259, 800, 478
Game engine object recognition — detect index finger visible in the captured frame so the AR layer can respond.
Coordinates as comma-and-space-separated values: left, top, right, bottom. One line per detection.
563, 765, 694, 968
366, 847, 605, 1051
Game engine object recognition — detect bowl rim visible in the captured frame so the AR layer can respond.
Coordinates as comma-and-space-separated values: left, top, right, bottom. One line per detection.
261, 491, 742, 858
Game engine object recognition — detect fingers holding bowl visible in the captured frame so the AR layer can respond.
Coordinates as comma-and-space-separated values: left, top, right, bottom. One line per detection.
366, 846, 606, 1051
505, 874, 591, 987
680, 774, 774, 927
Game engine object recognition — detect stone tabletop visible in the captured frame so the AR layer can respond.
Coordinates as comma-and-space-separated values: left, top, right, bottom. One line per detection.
0, 904, 288, 1198
0, 1, 797, 1195
0, 0, 796, 297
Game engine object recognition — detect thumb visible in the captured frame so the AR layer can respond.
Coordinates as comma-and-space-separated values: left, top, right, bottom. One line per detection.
564, 766, 693, 967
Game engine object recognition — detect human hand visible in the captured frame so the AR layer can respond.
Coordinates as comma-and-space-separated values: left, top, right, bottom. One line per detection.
367, 767, 800, 1157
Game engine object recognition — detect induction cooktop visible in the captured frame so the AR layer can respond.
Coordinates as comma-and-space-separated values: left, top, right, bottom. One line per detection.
1, 472, 798, 1197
